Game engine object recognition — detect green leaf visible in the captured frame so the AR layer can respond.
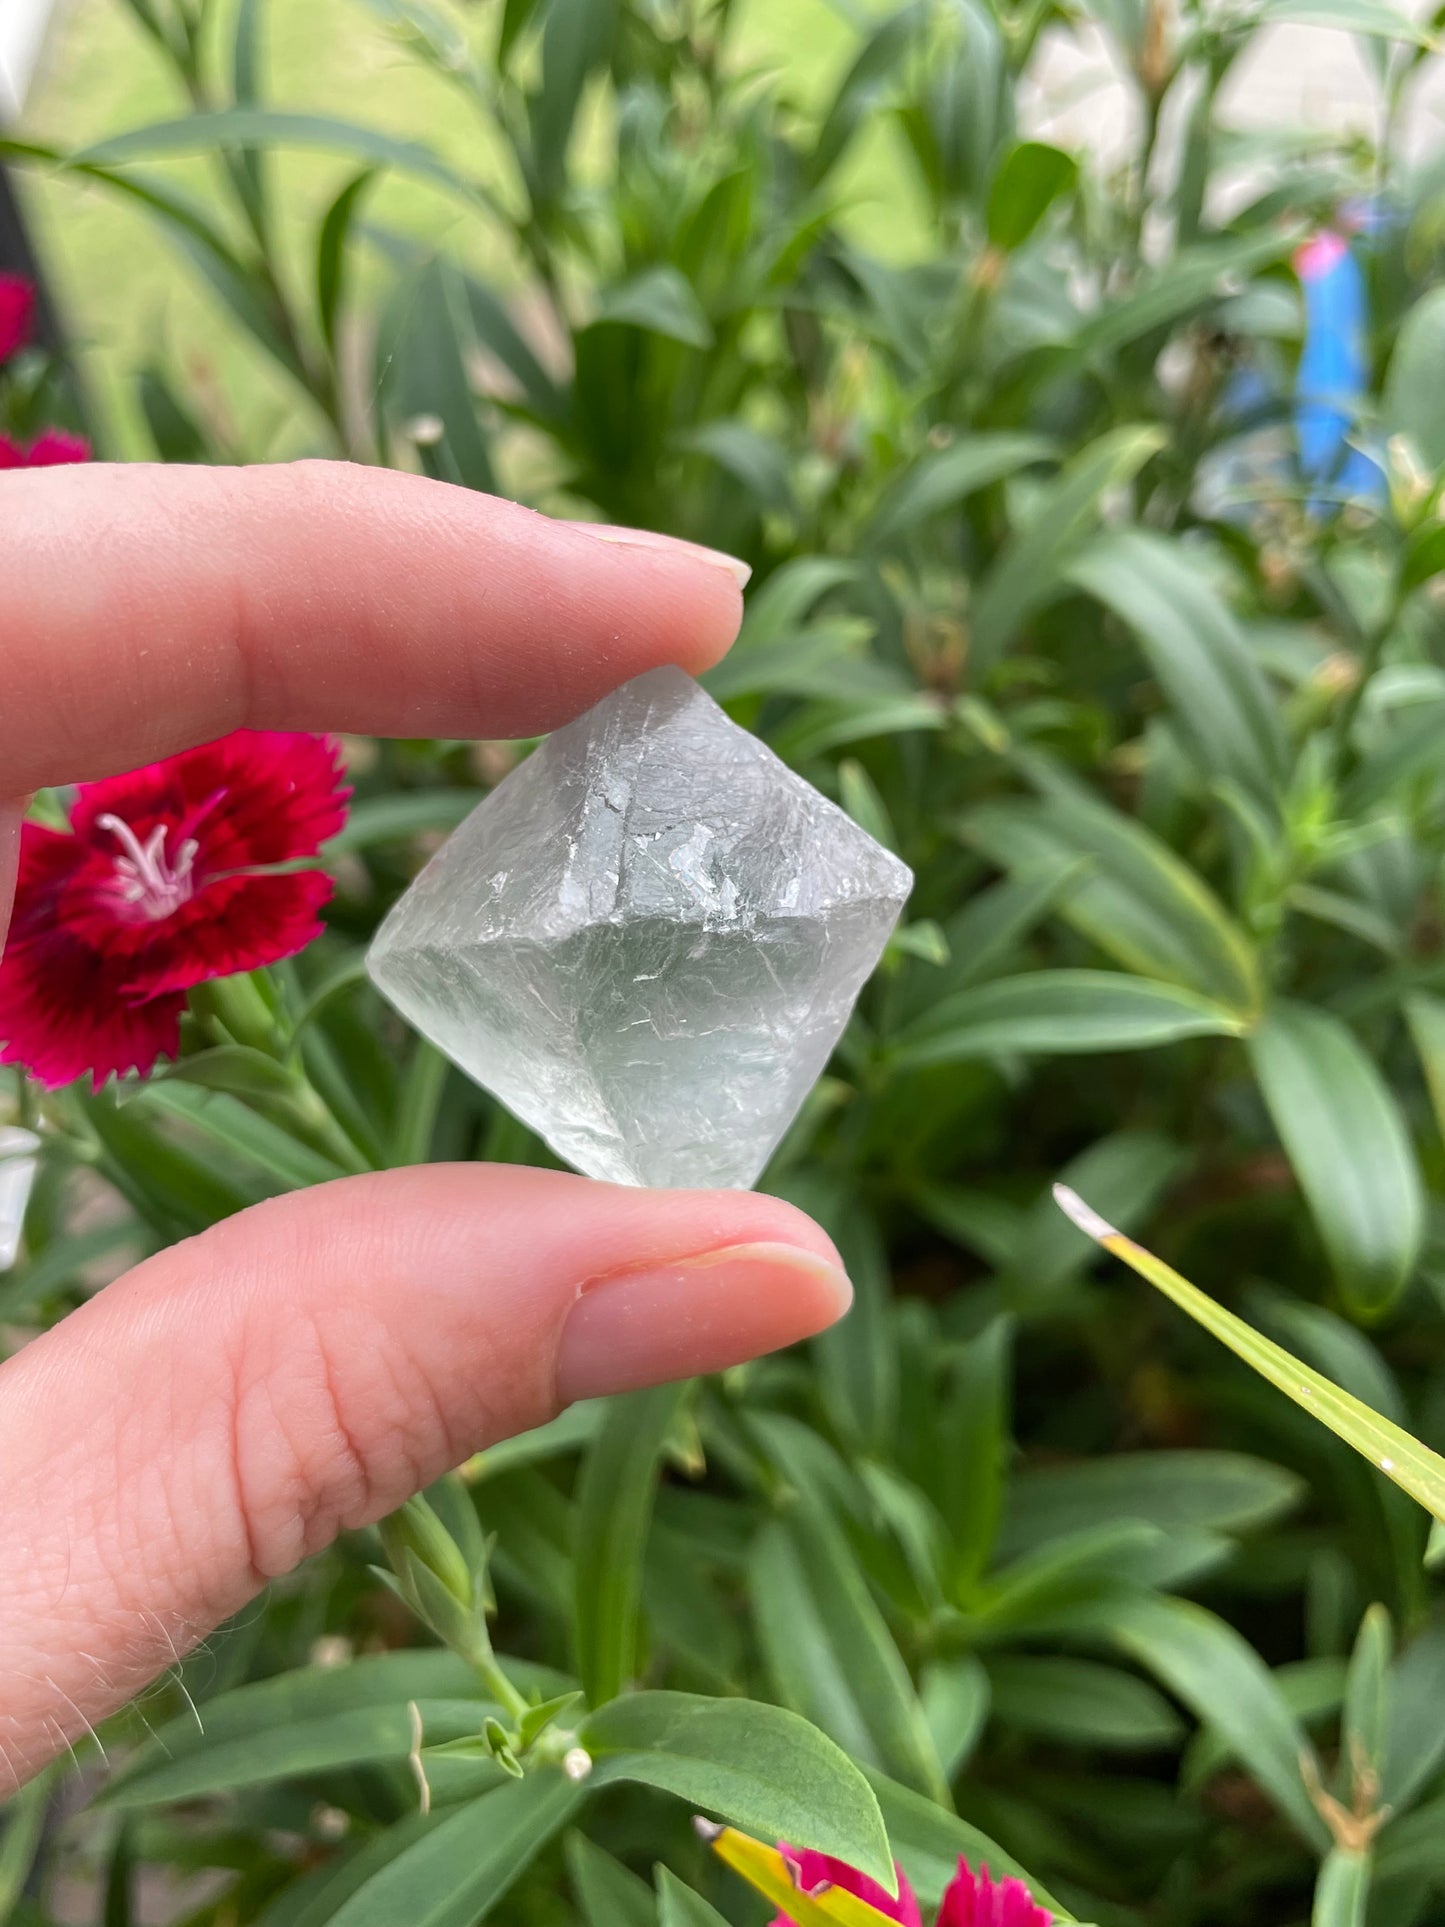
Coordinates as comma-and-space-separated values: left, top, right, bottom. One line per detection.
468, 1401, 607, 1479
936, 1318, 1011, 1587
378, 255, 496, 492
327, 789, 479, 854
750, 1508, 949, 1800
1264, 0, 1433, 38
1067, 232, 1294, 364
78, 111, 476, 203
1251, 1292, 1406, 1422
594, 268, 713, 349
733, 559, 860, 652
106, 1699, 494, 1807
1405, 991, 1445, 1153
866, 434, 1055, 545
986, 142, 1078, 251
101, 1649, 504, 1806
1248, 1001, 1424, 1318
1341, 1604, 1392, 1786
582, 1692, 892, 1890
1383, 287, 1445, 467
978, 1520, 1179, 1626
1382, 1620, 1445, 1807
862, 1768, 1075, 1917
0, 1223, 140, 1320
810, 3, 922, 181
986, 1655, 1186, 1750
655, 1867, 731, 1927
3, 137, 307, 386
1181, 1656, 1346, 1791
1311, 1850, 1371, 1927
528, 0, 617, 204
1006, 1131, 1188, 1298
158, 1046, 298, 1099
327, 1774, 580, 1927
919, 1657, 990, 1779
462, 275, 569, 426
253, 1814, 446, 1927
917, 860, 1083, 1011
566, 1833, 657, 1927
970, 426, 1166, 666
684, 421, 795, 515
0, 1770, 52, 1923
317, 168, 376, 353
229, 0, 269, 237
1055, 1189, 1445, 1526
1067, 528, 1286, 800
890, 970, 1244, 1069
137, 364, 211, 462
574, 1384, 685, 1706
838, 761, 898, 852
1106, 1593, 1327, 1846
1373, 1793, 1445, 1882
101, 1652, 510, 1788
787, 1184, 897, 1454
133, 1081, 348, 1191
1000, 1451, 1303, 1558
965, 780, 1262, 1015
499, 0, 544, 65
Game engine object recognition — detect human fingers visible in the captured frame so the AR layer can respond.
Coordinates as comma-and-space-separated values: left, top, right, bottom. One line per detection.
0, 1164, 848, 1791
0, 460, 747, 799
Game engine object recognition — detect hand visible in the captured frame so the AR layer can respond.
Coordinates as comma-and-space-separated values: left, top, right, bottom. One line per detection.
0, 461, 852, 1791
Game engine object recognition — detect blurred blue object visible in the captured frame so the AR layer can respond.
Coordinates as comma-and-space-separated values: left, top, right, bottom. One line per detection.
1294, 229, 1383, 502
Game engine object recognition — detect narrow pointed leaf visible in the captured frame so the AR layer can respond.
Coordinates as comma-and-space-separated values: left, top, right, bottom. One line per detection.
1053, 1185, 1445, 1524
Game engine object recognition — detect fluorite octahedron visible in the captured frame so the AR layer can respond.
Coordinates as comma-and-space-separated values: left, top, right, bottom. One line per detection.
367, 667, 913, 1189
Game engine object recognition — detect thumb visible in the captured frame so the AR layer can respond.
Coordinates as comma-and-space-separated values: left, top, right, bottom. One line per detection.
0, 1165, 849, 1790
0, 801, 19, 954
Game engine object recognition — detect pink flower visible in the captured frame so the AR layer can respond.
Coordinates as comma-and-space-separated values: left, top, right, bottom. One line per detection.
937, 1861, 1051, 1927
0, 275, 35, 362
0, 732, 349, 1090
771, 1849, 922, 1927
0, 428, 91, 469
1294, 231, 1349, 281
768, 1854, 1049, 1927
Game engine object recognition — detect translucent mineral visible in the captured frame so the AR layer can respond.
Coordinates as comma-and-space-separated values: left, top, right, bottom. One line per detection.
367, 666, 913, 1189
0, 1126, 40, 1272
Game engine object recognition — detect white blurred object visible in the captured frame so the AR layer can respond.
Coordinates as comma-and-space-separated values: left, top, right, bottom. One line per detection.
0, 1126, 40, 1271
0, 0, 59, 121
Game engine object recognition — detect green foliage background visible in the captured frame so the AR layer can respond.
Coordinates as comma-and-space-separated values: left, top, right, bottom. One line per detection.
11, 0, 1445, 1923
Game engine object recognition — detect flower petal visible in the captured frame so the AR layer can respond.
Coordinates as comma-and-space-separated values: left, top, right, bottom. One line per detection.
772, 1852, 920, 1927
0, 922, 183, 1090
120, 870, 335, 998
0, 429, 91, 469
73, 730, 349, 871
938, 1862, 1051, 1927
0, 276, 35, 363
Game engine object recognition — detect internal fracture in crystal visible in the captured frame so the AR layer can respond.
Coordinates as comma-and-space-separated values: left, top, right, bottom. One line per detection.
367, 667, 913, 1189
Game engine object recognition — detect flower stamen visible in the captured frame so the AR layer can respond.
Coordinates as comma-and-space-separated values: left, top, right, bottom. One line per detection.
97, 812, 200, 919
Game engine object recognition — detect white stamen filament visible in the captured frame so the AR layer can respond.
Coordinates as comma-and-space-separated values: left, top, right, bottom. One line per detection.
98, 811, 200, 917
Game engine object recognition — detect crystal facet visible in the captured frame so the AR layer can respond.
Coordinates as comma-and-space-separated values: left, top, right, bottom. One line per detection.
367, 667, 913, 1189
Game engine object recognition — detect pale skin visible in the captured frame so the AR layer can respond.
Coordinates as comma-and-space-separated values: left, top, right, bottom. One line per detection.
0, 461, 853, 1790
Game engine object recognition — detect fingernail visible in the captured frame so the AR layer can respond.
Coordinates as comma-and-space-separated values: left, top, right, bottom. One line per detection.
555, 1240, 852, 1404
563, 520, 752, 589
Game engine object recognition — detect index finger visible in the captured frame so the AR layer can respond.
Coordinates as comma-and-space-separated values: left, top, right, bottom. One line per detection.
0, 460, 748, 797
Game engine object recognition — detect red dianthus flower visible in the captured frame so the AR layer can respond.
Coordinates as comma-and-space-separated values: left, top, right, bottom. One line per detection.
0, 428, 91, 469
0, 731, 349, 1089
0, 275, 35, 363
